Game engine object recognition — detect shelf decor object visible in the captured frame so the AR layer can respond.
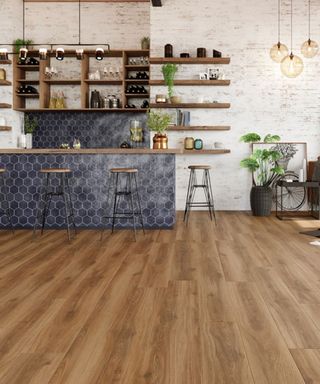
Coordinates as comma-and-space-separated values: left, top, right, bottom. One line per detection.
149, 103, 230, 109
270, 0, 289, 63
150, 57, 230, 64
301, 0, 319, 58
280, 0, 304, 78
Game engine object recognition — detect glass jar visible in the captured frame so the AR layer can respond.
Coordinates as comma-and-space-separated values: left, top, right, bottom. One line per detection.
184, 137, 194, 150
130, 120, 143, 146
194, 138, 203, 150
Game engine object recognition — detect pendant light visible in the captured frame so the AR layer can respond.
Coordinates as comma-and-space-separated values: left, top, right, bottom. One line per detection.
301, 0, 319, 58
19, 0, 28, 62
270, 0, 288, 62
281, 0, 304, 78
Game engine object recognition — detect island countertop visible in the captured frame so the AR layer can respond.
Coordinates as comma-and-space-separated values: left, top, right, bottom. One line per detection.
0, 148, 183, 154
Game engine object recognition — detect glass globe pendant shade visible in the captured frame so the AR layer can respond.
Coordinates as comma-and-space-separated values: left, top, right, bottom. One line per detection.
270, 42, 289, 63
301, 38, 319, 58
281, 53, 304, 78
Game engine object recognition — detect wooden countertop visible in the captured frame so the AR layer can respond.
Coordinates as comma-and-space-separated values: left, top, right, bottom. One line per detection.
0, 148, 183, 155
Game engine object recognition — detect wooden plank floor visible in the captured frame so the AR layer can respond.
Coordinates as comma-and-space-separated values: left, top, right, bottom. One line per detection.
1, 211, 320, 383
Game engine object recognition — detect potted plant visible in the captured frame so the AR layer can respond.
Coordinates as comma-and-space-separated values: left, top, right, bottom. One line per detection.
147, 109, 171, 149
270, 143, 298, 170
13, 38, 33, 53
240, 133, 285, 216
141, 36, 150, 50
24, 115, 38, 149
161, 63, 179, 103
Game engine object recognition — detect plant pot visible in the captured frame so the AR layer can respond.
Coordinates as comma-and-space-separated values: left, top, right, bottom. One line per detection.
141, 41, 150, 50
153, 133, 168, 149
170, 96, 181, 104
250, 186, 272, 216
25, 133, 33, 149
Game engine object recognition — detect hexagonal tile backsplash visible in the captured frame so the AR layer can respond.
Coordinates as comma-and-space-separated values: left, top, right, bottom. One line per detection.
28, 112, 149, 149
0, 154, 175, 229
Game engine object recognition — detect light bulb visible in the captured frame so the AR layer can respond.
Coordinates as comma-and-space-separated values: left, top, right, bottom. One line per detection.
56, 47, 64, 61
270, 42, 289, 63
19, 47, 28, 61
0, 48, 8, 61
301, 39, 319, 58
281, 53, 304, 78
76, 48, 84, 60
95, 48, 104, 61
39, 48, 47, 60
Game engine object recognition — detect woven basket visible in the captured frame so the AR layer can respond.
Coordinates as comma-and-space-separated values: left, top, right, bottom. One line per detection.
250, 186, 272, 216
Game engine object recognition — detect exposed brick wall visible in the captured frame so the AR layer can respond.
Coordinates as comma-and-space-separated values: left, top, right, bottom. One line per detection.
150, 0, 320, 210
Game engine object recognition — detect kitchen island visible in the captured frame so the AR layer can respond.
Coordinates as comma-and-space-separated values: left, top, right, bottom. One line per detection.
0, 148, 181, 229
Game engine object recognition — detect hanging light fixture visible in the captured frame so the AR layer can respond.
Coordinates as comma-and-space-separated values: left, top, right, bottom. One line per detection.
18, 0, 28, 62
301, 0, 319, 58
281, 0, 304, 78
0, 0, 110, 60
270, 0, 288, 62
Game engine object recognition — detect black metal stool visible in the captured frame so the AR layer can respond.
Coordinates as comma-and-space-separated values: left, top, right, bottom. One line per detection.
0, 168, 14, 233
184, 165, 216, 224
101, 168, 144, 241
33, 168, 76, 240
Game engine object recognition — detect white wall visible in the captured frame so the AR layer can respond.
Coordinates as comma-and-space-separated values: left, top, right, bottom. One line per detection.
150, 0, 320, 210
0, 0, 150, 147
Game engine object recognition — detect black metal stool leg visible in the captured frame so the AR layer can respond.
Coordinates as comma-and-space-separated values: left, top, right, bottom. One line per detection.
186, 169, 197, 225
206, 170, 217, 225
133, 173, 145, 234
1, 174, 14, 234
61, 174, 72, 241
65, 175, 76, 236
203, 170, 213, 221
40, 173, 51, 235
184, 169, 193, 222
111, 173, 119, 234
128, 174, 137, 241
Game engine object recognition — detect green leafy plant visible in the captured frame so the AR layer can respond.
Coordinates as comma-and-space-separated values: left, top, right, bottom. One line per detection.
161, 63, 178, 98
24, 116, 38, 134
147, 109, 171, 135
240, 133, 285, 186
141, 36, 150, 49
13, 38, 33, 53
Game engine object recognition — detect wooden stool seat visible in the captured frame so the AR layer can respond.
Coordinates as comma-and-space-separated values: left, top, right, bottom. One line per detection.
188, 165, 211, 170
40, 168, 72, 174
0, 169, 5, 173
110, 168, 138, 173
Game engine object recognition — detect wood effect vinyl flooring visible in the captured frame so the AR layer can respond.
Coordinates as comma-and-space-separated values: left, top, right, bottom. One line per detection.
1, 211, 320, 383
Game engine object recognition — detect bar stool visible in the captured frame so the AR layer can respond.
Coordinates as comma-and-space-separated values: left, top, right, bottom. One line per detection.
184, 165, 216, 224
33, 168, 76, 240
0, 168, 14, 233
101, 168, 144, 241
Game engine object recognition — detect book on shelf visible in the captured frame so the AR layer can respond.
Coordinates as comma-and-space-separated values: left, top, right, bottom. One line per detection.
176, 110, 191, 126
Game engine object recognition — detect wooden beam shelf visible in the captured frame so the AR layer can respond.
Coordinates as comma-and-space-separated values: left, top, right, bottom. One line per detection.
0, 126, 12, 131
125, 94, 149, 97
44, 79, 81, 85
16, 79, 39, 84
150, 57, 230, 65
0, 80, 12, 86
149, 79, 230, 86
0, 103, 12, 109
0, 60, 12, 65
167, 125, 231, 131
182, 149, 231, 154
150, 103, 230, 109
17, 65, 39, 71
16, 93, 39, 98
125, 65, 150, 71
85, 79, 122, 85
14, 108, 148, 112
125, 79, 149, 84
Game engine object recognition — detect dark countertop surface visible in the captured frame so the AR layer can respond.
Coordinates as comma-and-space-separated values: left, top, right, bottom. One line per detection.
0, 148, 182, 154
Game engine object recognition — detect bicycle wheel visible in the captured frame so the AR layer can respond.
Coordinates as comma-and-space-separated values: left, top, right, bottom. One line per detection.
272, 171, 306, 211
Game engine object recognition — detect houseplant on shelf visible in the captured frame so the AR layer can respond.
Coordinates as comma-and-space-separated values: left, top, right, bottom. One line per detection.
141, 36, 150, 50
24, 115, 38, 149
240, 132, 284, 216
13, 38, 33, 53
147, 109, 171, 149
161, 63, 179, 103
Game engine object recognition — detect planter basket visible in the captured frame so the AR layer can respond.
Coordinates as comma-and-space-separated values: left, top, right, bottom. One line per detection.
250, 186, 272, 216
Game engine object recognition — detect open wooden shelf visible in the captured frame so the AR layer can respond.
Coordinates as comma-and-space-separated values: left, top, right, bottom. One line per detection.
150, 57, 230, 65
16, 93, 39, 98
168, 125, 231, 131
17, 65, 39, 71
0, 103, 11, 109
149, 79, 230, 86
0, 60, 12, 65
14, 108, 148, 112
16, 79, 39, 84
0, 80, 12, 86
0, 126, 12, 131
125, 65, 149, 71
125, 94, 149, 97
182, 149, 231, 154
85, 79, 122, 85
150, 103, 230, 109
125, 79, 149, 84
44, 79, 81, 85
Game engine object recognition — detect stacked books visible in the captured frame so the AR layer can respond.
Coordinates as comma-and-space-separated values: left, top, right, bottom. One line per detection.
176, 110, 191, 126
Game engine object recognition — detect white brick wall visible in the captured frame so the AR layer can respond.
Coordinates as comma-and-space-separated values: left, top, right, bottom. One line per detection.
150, 0, 320, 210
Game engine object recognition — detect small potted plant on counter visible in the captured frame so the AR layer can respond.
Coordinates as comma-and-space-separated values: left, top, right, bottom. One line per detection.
240, 132, 284, 216
147, 109, 171, 149
141, 36, 150, 50
24, 115, 38, 149
162, 63, 179, 104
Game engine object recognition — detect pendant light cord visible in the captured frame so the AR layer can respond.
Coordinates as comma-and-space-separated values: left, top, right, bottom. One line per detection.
278, 0, 281, 42
78, 0, 81, 45
23, 0, 25, 42
308, 0, 311, 40
290, 0, 293, 52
